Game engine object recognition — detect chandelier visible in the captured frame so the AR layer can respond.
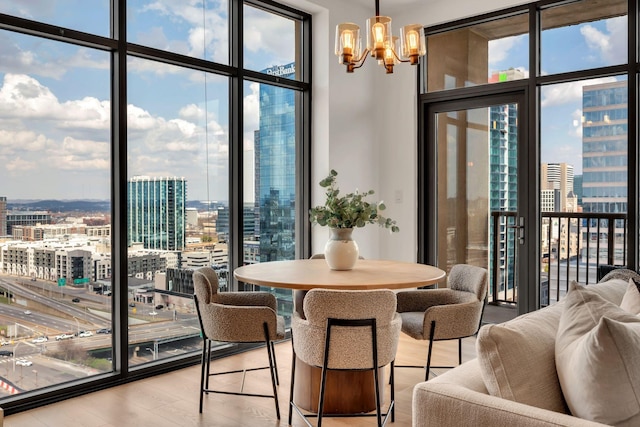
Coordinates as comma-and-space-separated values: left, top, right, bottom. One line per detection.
334, 0, 426, 74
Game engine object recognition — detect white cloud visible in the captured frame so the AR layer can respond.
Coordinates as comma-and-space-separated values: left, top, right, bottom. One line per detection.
243, 82, 260, 150
0, 32, 107, 79
540, 77, 619, 108
0, 130, 52, 155
179, 104, 205, 120
570, 108, 583, 138
488, 35, 526, 65
0, 74, 110, 132
133, 0, 228, 63
580, 16, 627, 65
5, 157, 37, 172
243, 7, 294, 68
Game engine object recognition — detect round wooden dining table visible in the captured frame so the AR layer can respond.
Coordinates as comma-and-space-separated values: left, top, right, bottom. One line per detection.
234, 258, 446, 415
233, 258, 446, 290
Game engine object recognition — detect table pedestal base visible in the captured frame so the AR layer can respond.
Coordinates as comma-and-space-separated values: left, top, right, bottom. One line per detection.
293, 357, 385, 414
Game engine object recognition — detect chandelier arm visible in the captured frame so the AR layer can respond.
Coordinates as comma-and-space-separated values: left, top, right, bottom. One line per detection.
352, 50, 370, 69
375, 0, 379, 16
392, 49, 410, 63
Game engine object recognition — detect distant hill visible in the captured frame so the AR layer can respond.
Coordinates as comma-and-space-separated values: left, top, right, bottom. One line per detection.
6, 200, 225, 212
8, 200, 110, 212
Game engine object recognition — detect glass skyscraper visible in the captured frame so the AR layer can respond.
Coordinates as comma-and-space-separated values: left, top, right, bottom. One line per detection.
489, 102, 518, 293
257, 63, 296, 263
127, 176, 187, 251
582, 81, 628, 214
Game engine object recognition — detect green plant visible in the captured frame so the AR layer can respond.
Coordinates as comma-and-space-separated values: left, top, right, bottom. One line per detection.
309, 169, 399, 232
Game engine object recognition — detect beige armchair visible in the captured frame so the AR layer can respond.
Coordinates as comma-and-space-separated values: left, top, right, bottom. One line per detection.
193, 266, 285, 418
289, 289, 401, 427
396, 264, 488, 381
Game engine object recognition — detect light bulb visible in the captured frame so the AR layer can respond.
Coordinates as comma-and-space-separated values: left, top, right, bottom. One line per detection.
372, 22, 386, 46
406, 30, 419, 54
341, 30, 354, 54
384, 46, 394, 63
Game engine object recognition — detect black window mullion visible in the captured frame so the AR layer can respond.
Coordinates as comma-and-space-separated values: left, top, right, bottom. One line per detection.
229, 0, 244, 291
112, 0, 129, 380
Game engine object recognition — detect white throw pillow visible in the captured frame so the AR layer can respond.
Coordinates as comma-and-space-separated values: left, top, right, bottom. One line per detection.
620, 278, 640, 314
476, 304, 568, 413
556, 281, 640, 425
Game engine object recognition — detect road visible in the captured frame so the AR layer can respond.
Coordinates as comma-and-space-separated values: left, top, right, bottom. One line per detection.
0, 274, 202, 395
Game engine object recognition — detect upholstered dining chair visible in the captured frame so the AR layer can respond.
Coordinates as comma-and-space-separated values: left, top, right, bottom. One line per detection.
288, 289, 401, 427
193, 266, 285, 418
395, 264, 488, 381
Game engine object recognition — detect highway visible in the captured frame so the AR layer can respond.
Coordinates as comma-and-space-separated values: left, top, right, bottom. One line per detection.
0, 274, 202, 395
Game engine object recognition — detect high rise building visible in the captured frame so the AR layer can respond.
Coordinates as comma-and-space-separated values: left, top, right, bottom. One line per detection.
0, 196, 6, 237
127, 176, 187, 251
6, 210, 52, 235
582, 81, 628, 213
256, 63, 296, 263
541, 163, 575, 211
489, 89, 520, 293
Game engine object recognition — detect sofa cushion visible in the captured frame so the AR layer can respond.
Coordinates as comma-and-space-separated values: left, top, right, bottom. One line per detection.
620, 278, 640, 314
476, 303, 568, 414
556, 281, 640, 426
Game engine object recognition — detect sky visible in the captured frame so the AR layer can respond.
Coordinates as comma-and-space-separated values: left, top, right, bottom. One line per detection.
0, 1, 630, 201
0, 0, 296, 202
488, 15, 628, 175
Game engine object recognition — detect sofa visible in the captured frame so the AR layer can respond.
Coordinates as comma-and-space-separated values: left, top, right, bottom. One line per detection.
413, 270, 640, 427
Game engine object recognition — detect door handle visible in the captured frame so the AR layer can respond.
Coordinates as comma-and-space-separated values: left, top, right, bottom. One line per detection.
507, 216, 525, 245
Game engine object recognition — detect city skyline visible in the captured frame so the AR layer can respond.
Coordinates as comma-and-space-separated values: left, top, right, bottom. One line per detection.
0, 3, 627, 201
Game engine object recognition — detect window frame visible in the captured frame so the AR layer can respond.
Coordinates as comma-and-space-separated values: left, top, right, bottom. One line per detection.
0, 0, 311, 414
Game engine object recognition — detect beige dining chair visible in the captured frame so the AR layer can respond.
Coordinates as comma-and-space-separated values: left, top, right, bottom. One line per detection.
395, 264, 488, 381
289, 288, 401, 427
193, 266, 285, 418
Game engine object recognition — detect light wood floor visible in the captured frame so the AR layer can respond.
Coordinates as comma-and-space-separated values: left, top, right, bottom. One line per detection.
5, 334, 477, 427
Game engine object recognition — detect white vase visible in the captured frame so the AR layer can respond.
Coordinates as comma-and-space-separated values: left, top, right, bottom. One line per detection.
324, 228, 359, 270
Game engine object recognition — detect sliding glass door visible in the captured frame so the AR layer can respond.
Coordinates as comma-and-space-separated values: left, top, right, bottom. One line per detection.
421, 93, 537, 314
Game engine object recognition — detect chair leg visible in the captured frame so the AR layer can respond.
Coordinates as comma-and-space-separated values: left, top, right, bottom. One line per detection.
205, 339, 211, 390
371, 323, 382, 427
199, 339, 208, 413
271, 341, 280, 385
373, 361, 382, 427
317, 319, 335, 427
288, 340, 297, 426
263, 323, 280, 420
425, 321, 436, 381
390, 361, 395, 423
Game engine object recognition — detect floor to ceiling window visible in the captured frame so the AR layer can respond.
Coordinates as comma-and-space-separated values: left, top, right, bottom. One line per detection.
0, 0, 310, 413
419, 0, 634, 314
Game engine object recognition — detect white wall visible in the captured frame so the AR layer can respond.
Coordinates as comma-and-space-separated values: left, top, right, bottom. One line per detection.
283, 0, 530, 261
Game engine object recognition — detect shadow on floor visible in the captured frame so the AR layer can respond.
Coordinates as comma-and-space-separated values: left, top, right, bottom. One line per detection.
482, 303, 518, 324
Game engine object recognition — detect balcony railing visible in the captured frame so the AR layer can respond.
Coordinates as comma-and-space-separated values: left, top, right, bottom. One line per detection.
489, 211, 627, 307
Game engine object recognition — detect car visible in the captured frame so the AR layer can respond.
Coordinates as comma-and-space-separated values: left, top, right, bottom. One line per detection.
0, 350, 13, 357
0, 340, 9, 346
23, 310, 32, 315
96, 328, 111, 334
55, 333, 74, 341
129, 302, 136, 307
32, 336, 48, 343
155, 304, 164, 310
16, 359, 32, 367
78, 331, 93, 338
72, 298, 80, 303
